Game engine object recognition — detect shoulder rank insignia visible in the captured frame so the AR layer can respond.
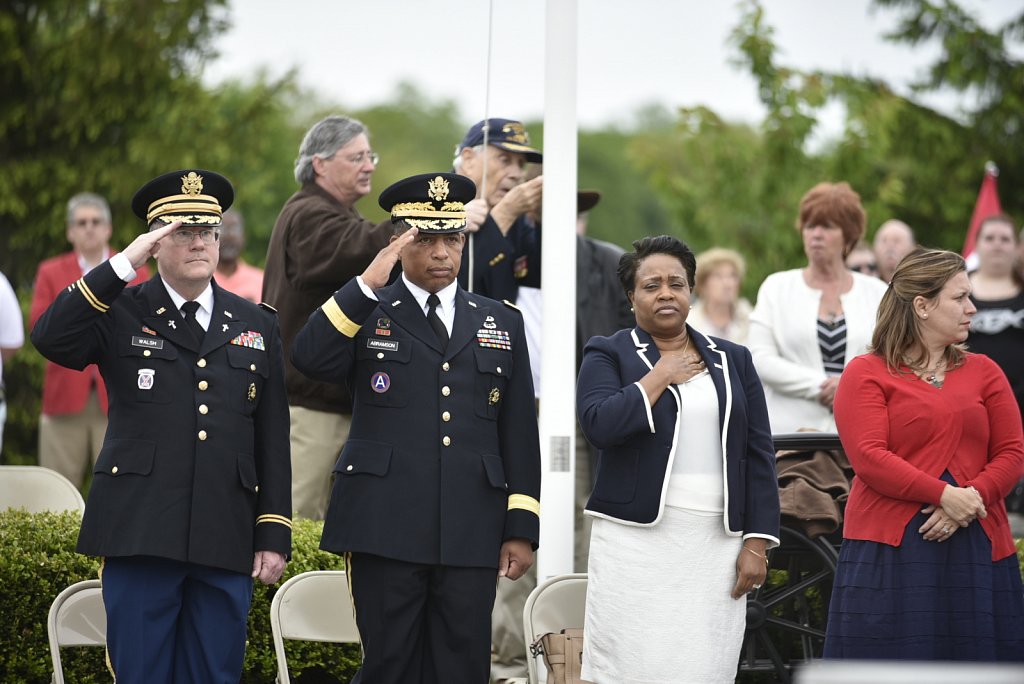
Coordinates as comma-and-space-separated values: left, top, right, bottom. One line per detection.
502, 300, 520, 312
258, 302, 276, 313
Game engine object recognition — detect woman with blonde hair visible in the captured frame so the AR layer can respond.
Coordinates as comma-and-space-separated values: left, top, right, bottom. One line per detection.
689, 247, 752, 343
826, 249, 1024, 660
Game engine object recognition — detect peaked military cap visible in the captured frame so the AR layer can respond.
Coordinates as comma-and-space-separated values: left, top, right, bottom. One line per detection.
131, 169, 234, 227
378, 172, 477, 234
456, 118, 542, 163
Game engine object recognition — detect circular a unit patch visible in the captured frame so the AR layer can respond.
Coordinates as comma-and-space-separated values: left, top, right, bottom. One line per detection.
370, 372, 391, 394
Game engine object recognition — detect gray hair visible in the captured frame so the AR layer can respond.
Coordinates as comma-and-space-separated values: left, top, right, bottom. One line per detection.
294, 115, 368, 185
66, 192, 111, 225
452, 144, 484, 173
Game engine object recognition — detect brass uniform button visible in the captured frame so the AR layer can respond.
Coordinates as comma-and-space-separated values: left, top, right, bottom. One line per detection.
346, 465, 354, 472
377, 352, 384, 359
111, 466, 119, 474
442, 362, 450, 371
143, 349, 151, 357
255, 485, 259, 493
250, 363, 256, 371
496, 366, 502, 374
198, 380, 208, 391
199, 404, 209, 415
442, 436, 451, 447
441, 386, 451, 397
198, 430, 207, 441
442, 411, 451, 422
197, 358, 207, 368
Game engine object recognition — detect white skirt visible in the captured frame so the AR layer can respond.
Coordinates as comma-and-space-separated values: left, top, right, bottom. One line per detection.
582, 507, 745, 684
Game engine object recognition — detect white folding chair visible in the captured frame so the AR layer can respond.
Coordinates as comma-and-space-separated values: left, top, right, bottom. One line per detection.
518, 573, 589, 684
270, 570, 360, 684
47, 579, 106, 684
0, 465, 85, 514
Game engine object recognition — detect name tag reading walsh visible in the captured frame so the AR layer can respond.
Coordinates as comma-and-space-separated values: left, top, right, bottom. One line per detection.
132, 336, 164, 350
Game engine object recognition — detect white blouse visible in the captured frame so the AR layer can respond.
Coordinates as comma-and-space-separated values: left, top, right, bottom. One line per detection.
666, 371, 724, 513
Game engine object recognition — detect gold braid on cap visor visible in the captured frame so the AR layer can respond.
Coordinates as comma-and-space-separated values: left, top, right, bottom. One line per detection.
147, 194, 223, 224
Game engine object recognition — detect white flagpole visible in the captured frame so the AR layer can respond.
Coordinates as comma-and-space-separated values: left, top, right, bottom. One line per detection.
537, 0, 578, 580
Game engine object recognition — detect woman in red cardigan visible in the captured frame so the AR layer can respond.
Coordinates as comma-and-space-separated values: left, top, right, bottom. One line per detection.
826, 249, 1024, 661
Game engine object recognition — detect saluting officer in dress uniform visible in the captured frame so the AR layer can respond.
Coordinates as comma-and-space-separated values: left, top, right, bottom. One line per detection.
31, 169, 291, 684
292, 172, 541, 684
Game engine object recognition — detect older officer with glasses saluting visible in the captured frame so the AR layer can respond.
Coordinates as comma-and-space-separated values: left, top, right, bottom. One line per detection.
32, 169, 291, 684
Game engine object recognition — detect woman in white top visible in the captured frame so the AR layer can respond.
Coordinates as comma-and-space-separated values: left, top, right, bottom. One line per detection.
748, 182, 887, 434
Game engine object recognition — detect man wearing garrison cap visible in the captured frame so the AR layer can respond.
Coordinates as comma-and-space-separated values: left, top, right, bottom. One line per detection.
292, 172, 541, 683
32, 169, 291, 683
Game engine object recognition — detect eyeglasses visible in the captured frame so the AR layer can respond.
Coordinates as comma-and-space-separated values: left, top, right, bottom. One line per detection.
849, 262, 878, 274
344, 151, 380, 166
169, 228, 220, 246
72, 218, 107, 228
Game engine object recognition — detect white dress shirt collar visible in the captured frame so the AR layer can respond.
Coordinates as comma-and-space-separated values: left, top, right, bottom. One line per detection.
162, 280, 215, 331
402, 274, 458, 333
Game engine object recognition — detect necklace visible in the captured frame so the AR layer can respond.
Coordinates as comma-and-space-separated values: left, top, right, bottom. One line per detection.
921, 359, 945, 388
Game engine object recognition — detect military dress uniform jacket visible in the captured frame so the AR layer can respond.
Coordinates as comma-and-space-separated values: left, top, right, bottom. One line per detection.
31, 262, 291, 575
291, 277, 541, 568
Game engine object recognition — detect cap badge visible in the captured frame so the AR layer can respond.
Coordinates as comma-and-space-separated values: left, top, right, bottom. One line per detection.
181, 172, 204, 196
428, 176, 450, 201
502, 122, 529, 144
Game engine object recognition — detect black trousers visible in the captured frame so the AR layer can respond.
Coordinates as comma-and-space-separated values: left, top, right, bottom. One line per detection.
348, 552, 498, 684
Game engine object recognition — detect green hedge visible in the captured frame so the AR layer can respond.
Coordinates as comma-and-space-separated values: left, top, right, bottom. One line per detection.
4, 510, 1022, 684
0, 510, 359, 683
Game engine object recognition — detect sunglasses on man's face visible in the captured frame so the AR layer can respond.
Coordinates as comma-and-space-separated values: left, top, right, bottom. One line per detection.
849, 262, 878, 274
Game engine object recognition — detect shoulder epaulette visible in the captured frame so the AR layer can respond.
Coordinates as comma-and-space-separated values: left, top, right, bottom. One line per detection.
259, 302, 278, 313
502, 299, 521, 312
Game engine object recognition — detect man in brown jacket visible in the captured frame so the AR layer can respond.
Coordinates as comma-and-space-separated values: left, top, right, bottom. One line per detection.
262, 115, 395, 519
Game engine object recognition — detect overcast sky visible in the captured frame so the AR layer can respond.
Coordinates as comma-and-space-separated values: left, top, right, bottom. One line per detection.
205, 0, 1021, 135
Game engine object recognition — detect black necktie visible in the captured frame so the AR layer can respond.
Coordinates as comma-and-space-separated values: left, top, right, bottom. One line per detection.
426, 293, 449, 348
181, 301, 205, 344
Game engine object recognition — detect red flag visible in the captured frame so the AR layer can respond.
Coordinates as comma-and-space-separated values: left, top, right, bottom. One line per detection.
962, 162, 1002, 269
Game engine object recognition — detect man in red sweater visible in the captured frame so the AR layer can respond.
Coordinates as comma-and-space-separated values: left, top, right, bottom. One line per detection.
30, 192, 148, 488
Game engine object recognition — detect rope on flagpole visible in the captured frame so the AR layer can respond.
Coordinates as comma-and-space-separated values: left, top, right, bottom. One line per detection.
468, 0, 495, 294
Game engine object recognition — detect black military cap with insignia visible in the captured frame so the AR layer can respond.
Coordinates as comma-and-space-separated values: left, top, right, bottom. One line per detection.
131, 169, 234, 228
378, 172, 477, 234
456, 118, 543, 163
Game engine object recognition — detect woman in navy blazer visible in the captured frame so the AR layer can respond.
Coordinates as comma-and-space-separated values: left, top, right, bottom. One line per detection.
576, 235, 780, 684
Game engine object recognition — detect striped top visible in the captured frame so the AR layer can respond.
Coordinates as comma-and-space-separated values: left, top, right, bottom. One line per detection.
818, 315, 847, 376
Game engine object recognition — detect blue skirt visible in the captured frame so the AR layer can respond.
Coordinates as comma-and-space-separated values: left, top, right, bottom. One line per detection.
824, 477, 1024, 661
